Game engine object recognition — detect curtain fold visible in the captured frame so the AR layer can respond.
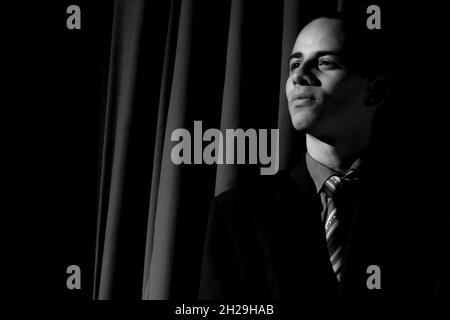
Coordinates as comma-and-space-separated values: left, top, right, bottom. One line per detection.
94, 0, 145, 300
214, 0, 244, 196
143, 0, 194, 300
142, 0, 180, 300
277, 0, 303, 170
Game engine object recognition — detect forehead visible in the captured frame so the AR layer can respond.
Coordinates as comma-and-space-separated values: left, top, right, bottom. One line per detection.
292, 18, 349, 55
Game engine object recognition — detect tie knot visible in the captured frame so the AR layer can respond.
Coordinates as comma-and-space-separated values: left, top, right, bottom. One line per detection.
323, 169, 360, 197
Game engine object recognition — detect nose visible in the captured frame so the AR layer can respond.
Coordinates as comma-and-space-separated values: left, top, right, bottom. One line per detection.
292, 65, 315, 86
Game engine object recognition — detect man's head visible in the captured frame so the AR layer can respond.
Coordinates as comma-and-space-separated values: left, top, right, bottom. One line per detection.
286, 15, 389, 143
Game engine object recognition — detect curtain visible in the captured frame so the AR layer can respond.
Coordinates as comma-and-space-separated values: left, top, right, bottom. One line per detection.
93, 0, 353, 300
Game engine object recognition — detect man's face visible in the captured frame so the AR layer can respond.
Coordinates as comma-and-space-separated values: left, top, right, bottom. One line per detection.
286, 18, 370, 139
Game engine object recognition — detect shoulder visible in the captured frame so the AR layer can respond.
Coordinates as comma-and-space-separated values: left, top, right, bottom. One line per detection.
210, 168, 302, 225
215, 168, 293, 205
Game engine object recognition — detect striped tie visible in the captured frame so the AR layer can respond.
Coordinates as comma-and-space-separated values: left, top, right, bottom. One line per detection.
323, 169, 359, 282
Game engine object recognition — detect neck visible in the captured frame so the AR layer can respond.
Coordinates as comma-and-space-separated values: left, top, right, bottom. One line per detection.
306, 132, 370, 172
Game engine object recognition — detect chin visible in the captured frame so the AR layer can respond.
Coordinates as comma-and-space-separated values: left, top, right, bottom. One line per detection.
291, 120, 313, 132
290, 111, 315, 132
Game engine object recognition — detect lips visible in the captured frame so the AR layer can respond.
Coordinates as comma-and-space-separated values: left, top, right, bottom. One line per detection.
290, 93, 314, 102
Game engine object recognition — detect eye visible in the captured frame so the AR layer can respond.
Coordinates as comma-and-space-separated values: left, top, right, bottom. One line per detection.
318, 59, 337, 69
289, 61, 301, 72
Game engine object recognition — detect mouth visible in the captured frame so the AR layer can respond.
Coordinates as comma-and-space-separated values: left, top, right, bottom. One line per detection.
291, 93, 314, 102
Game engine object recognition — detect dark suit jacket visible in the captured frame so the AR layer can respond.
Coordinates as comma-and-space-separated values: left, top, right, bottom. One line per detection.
198, 153, 450, 300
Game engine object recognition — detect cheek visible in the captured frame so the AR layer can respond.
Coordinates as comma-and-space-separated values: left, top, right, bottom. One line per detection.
285, 77, 293, 97
321, 75, 367, 106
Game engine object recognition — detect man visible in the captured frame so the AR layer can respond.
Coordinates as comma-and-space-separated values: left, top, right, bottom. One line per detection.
198, 13, 449, 300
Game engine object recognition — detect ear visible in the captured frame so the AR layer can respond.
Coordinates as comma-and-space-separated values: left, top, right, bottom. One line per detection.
364, 76, 390, 108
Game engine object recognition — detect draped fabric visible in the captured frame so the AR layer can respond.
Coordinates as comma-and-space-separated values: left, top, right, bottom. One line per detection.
92, 0, 370, 300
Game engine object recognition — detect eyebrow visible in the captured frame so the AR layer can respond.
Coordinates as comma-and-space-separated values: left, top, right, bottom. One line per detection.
288, 50, 344, 63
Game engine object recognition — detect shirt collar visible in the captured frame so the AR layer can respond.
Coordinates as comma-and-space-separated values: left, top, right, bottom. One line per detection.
305, 152, 362, 194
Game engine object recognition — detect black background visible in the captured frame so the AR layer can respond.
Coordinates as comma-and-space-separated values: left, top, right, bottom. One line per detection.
6, 1, 115, 299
